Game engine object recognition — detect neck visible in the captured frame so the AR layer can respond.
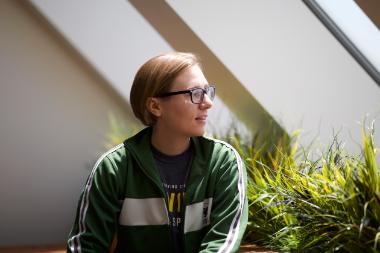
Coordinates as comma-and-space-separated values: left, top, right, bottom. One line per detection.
151, 126, 190, 156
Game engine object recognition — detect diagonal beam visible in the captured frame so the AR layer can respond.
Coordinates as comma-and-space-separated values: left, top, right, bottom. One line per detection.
128, 0, 285, 143
355, 0, 380, 30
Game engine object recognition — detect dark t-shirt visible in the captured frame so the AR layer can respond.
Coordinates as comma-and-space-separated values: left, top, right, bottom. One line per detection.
152, 144, 193, 253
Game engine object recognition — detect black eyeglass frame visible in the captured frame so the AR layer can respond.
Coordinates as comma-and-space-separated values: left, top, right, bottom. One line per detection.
157, 85, 216, 104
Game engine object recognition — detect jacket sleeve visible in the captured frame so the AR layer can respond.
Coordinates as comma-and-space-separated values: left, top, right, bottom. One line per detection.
199, 147, 248, 253
67, 155, 122, 253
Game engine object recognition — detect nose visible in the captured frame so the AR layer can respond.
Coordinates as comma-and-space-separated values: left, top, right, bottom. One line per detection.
200, 93, 213, 109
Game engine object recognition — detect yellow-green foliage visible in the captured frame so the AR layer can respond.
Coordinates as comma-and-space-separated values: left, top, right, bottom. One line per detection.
225, 123, 380, 252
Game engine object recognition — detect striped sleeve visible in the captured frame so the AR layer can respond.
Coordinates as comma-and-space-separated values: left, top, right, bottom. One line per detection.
67, 144, 124, 253
200, 140, 248, 253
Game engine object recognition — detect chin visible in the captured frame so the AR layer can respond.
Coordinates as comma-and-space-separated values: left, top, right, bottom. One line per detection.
190, 128, 205, 137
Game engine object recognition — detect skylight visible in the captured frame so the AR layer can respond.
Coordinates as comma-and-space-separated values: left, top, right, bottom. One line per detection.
304, 0, 380, 86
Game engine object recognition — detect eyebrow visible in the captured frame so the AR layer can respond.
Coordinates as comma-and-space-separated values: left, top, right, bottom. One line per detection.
190, 83, 210, 88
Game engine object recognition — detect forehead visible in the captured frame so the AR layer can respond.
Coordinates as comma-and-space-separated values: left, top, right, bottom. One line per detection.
171, 65, 208, 90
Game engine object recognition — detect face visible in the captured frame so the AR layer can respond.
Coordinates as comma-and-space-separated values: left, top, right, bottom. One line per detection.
155, 65, 213, 138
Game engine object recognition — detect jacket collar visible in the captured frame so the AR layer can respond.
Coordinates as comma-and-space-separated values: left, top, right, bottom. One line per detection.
124, 127, 213, 190
124, 127, 162, 190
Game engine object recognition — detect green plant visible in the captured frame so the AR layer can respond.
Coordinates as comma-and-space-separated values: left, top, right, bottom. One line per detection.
225, 122, 380, 252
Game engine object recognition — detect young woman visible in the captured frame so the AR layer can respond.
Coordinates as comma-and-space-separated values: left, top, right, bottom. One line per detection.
67, 52, 247, 253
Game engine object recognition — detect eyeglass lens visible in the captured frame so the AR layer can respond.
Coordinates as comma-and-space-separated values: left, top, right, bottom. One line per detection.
192, 86, 215, 103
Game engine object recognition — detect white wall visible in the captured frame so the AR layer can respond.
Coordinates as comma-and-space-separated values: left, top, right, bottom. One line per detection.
29, 0, 249, 139
0, 1, 137, 246
168, 0, 380, 152
31, 0, 380, 152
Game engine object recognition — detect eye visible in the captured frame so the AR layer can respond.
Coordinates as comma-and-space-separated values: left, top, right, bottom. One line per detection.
191, 89, 204, 102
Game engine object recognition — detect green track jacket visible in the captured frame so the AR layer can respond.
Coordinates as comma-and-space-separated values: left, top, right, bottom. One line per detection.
67, 127, 248, 253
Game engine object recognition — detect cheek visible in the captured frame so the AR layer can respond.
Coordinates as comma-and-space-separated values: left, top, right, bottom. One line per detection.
162, 98, 198, 123
173, 100, 195, 114
172, 103, 197, 123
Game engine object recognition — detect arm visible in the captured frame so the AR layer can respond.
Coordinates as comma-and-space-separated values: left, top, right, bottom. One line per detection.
199, 148, 248, 253
67, 155, 122, 253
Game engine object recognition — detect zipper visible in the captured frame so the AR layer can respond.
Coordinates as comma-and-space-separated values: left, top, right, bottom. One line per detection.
131, 149, 176, 251
129, 151, 171, 222
181, 148, 195, 251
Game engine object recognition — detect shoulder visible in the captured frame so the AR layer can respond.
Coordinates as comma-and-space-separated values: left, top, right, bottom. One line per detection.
195, 136, 242, 163
102, 143, 127, 163
101, 127, 151, 164
198, 135, 240, 156
197, 136, 247, 187
90, 143, 127, 175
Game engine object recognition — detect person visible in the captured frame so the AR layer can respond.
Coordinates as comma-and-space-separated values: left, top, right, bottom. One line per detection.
67, 52, 248, 253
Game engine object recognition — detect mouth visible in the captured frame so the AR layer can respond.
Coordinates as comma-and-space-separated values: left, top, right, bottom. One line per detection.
195, 115, 208, 121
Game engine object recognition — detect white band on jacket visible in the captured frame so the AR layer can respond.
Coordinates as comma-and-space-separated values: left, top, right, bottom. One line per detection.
119, 198, 169, 226
184, 198, 213, 233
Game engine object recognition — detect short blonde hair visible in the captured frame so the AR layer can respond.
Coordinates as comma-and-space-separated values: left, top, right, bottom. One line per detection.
130, 52, 201, 126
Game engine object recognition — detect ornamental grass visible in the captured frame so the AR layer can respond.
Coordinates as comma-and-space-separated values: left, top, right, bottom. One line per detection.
226, 122, 380, 252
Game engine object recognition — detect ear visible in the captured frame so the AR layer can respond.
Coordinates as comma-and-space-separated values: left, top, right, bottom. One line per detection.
146, 97, 162, 118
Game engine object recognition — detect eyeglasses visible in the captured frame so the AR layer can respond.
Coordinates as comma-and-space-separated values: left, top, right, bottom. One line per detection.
157, 85, 216, 104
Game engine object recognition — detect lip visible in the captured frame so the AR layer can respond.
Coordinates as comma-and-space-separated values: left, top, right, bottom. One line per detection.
195, 115, 208, 121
